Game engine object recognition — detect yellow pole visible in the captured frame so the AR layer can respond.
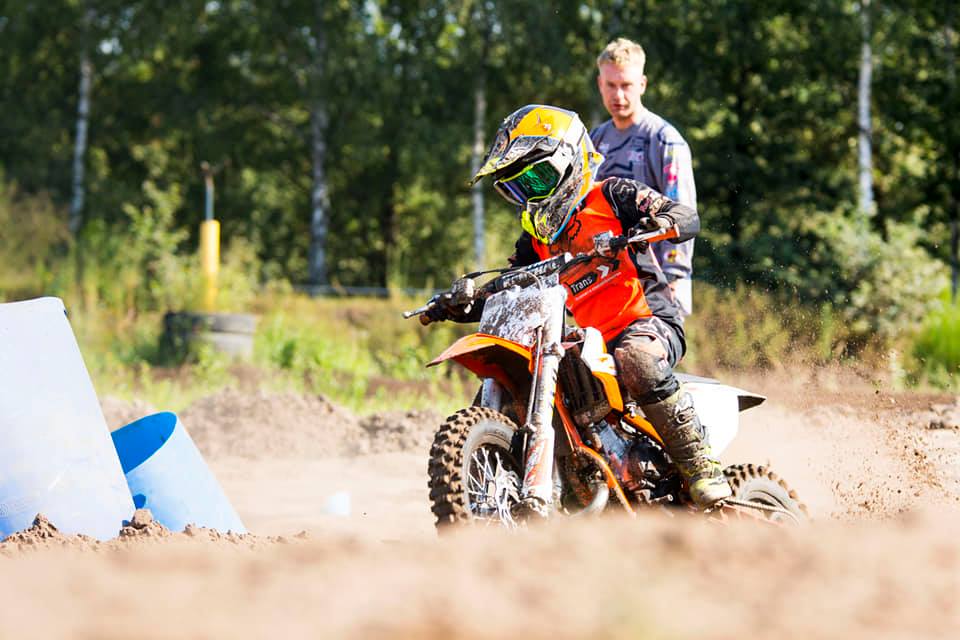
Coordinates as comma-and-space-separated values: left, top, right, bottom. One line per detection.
200, 219, 220, 312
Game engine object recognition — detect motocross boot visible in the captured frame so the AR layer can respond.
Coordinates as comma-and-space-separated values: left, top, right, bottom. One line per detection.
641, 388, 732, 508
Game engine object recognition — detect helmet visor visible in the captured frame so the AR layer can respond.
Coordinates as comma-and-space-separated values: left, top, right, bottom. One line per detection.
493, 160, 562, 206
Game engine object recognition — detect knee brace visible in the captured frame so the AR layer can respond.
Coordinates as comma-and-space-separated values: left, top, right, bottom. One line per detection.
613, 334, 680, 405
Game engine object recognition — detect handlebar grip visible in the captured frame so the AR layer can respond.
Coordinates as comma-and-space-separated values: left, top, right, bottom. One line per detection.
625, 224, 680, 247
648, 225, 680, 243
403, 300, 439, 320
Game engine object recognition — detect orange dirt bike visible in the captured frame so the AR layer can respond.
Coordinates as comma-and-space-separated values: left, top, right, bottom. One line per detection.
404, 226, 807, 528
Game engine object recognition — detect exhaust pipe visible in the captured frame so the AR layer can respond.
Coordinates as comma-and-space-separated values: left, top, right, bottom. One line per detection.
574, 479, 609, 516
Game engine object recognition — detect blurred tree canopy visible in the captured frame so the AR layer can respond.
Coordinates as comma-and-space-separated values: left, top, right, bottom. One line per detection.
0, 1, 954, 329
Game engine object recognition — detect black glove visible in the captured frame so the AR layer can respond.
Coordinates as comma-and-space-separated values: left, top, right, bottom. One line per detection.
633, 214, 671, 233
424, 294, 454, 323
424, 293, 476, 324
628, 216, 672, 252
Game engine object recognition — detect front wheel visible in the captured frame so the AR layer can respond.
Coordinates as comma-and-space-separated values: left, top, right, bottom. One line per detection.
724, 464, 809, 524
428, 407, 524, 529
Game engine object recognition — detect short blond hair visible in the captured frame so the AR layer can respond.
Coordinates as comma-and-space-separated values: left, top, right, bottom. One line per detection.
597, 37, 646, 73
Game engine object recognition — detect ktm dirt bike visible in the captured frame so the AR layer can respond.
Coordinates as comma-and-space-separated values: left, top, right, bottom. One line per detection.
404, 226, 807, 529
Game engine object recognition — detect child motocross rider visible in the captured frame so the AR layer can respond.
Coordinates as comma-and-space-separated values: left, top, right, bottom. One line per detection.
428, 104, 730, 508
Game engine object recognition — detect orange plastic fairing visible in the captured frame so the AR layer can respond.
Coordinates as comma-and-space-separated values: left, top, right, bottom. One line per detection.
623, 413, 664, 446
428, 333, 532, 370
428, 334, 532, 416
593, 371, 624, 412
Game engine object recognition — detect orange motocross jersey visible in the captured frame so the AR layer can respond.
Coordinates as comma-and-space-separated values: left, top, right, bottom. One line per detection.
517, 178, 699, 341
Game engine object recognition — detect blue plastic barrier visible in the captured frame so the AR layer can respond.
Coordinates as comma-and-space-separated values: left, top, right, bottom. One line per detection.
111, 412, 246, 533
0, 297, 135, 541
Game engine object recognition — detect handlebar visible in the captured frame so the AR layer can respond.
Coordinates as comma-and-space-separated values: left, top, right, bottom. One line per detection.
403, 225, 679, 321
626, 224, 679, 246
401, 304, 435, 320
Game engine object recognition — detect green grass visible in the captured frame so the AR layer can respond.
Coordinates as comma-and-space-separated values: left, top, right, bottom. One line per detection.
682, 282, 855, 373
250, 293, 475, 413
53, 281, 960, 414
62, 284, 938, 414
17, 248, 958, 414
911, 299, 960, 389
69, 292, 477, 416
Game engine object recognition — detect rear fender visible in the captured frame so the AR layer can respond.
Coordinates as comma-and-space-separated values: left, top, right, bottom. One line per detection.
679, 376, 767, 456
623, 376, 765, 456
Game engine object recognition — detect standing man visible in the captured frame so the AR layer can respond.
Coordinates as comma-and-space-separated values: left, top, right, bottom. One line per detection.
591, 38, 697, 316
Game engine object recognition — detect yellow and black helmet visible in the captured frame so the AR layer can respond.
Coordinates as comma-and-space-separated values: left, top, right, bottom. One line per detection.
473, 105, 603, 244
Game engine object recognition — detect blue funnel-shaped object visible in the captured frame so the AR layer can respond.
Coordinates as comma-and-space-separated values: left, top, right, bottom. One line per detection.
111, 412, 246, 533
0, 297, 135, 541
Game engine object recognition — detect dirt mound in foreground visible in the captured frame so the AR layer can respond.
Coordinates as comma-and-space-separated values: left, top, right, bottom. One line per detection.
0, 514, 99, 554
0, 510, 280, 556
1, 512, 958, 639
178, 388, 440, 459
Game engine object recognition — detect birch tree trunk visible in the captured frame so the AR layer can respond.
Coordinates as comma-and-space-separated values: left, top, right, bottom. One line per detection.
69, 39, 92, 235
857, 0, 875, 217
946, 3, 958, 301
468, 5, 494, 272
308, 0, 330, 286
471, 81, 487, 270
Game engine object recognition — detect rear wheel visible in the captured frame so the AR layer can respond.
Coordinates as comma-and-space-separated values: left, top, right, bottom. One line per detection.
724, 464, 809, 524
428, 407, 523, 529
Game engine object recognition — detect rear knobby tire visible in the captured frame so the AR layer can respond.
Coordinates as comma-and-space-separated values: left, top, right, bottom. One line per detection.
724, 463, 809, 523
428, 407, 522, 529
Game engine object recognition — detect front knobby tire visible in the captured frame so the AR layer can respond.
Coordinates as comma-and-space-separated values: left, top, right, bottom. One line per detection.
428, 407, 523, 529
724, 463, 809, 524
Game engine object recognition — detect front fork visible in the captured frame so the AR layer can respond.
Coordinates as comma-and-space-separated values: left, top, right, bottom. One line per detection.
518, 292, 566, 514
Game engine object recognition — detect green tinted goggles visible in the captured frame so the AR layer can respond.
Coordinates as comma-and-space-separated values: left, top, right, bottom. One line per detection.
493, 160, 562, 206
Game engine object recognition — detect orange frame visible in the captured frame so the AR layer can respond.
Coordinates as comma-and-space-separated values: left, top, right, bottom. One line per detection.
430, 332, 636, 516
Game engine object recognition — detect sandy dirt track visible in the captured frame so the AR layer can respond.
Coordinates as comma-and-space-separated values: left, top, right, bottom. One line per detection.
2, 373, 960, 639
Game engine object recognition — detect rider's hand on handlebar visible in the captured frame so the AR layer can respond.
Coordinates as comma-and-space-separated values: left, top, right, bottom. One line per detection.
423, 293, 474, 324
423, 298, 451, 323
422, 293, 453, 323
632, 214, 671, 233
629, 216, 674, 252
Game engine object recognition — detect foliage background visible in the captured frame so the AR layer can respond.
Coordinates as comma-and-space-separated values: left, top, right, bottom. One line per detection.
0, 0, 957, 396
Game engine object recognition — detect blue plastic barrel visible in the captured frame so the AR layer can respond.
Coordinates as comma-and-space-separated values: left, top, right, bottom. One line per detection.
111, 412, 246, 533
0, 297, 135, 540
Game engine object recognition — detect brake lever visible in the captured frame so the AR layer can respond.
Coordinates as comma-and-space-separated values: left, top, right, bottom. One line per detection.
402, 301, 436, 319
401, 276, 479, 322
